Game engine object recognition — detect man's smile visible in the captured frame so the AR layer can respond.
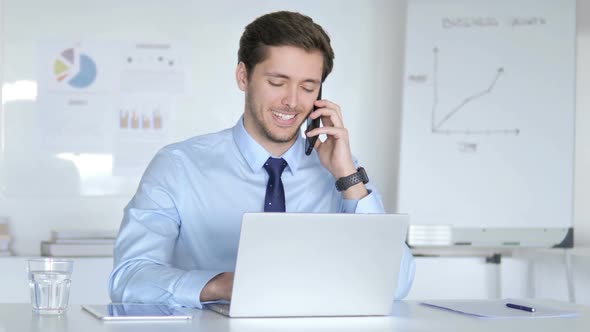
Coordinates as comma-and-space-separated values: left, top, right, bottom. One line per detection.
271, 110, 298, 126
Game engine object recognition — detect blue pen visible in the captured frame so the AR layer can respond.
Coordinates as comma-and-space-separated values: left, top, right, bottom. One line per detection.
506, 303, 536, 312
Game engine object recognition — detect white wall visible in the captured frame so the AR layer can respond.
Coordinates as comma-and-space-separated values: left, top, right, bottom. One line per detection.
0, 0, 403, 255
1, 255, 588, 305
575, 0, 590, 246
0, 0, 589, 306
0, 0, 587, 254
355, 0, 407, 211
0, 257, 112, 304
407, 252, 590, 306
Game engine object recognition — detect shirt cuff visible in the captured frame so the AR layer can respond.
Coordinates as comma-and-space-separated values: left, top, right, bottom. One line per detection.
341, 190, 385, 213
173, 270, 223, 308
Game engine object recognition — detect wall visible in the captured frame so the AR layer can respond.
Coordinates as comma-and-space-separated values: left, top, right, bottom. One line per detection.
0, 0, 403, 255
575, 0, 590, 246
0, 257, 112, 304
0, 0, 588, 305
1, 0, 586, 253
1, 255, 589, 305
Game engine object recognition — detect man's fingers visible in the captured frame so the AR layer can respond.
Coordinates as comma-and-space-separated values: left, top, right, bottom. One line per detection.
309, 107, 344, 128
306, 126, 349, 140
315, 99, 342, 115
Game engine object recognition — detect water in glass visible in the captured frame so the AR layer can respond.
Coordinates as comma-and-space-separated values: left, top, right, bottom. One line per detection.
29, 270, 72, 315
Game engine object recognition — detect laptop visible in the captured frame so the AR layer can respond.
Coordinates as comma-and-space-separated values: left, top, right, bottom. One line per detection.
206, 213, 409, 318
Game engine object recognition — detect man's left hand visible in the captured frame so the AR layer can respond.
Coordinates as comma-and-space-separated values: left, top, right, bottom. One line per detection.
305, 99, 368, 200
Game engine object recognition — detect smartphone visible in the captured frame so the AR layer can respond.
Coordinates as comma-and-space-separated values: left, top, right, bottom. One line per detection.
305, 86, 322, 156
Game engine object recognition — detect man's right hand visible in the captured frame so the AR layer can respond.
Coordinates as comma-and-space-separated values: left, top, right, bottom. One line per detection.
200, 272, 234, 302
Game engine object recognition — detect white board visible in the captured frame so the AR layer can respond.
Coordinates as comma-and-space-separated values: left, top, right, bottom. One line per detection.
398, 0, 575, 247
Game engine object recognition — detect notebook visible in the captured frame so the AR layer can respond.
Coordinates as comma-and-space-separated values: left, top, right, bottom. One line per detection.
206, 212, 409, 318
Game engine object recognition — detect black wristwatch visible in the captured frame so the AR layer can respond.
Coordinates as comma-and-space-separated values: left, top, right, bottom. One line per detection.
335, 167, 369, 192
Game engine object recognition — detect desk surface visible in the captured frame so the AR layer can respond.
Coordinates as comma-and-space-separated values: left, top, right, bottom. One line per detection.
0, 300, 588, 332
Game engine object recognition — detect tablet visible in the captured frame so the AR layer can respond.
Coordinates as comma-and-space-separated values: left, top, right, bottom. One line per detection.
81, 304, 193, 321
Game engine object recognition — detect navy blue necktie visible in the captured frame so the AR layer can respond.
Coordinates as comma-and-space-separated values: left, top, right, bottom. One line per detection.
263, 157, 287, 212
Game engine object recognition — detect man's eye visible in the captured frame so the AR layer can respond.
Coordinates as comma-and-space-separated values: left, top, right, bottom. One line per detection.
269, 81, 283, 87
302, 86, 315, 93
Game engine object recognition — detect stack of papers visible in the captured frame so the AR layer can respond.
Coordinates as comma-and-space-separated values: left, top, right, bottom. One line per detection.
421, 299, 578, 319
41, 229, 117, 257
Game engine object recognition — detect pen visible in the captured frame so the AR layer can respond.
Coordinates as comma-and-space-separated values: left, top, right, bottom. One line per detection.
506, 303, 535, 312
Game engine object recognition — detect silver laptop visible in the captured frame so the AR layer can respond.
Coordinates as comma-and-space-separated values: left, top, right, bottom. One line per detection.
206, 213, 409, 318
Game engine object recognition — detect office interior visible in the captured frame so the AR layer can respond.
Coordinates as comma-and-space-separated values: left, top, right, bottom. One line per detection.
0, 0, 589, 308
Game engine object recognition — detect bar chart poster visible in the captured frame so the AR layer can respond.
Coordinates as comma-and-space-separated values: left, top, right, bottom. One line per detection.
398, 0, 575, 230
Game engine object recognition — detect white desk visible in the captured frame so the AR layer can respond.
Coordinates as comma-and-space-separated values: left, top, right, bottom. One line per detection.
0, 300, 588, 332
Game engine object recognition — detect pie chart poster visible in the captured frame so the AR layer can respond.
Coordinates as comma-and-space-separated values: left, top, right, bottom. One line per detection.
36, 40, 117, 153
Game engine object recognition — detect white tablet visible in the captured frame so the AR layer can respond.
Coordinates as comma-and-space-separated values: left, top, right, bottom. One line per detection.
81, 304, 193, 321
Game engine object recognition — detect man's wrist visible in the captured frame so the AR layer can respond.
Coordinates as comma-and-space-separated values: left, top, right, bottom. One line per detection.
200, 272, 224, 302
333, 165, 358, 180
342, 183, 369, 200
335, 167, 369, 192
335, 167, 370, 200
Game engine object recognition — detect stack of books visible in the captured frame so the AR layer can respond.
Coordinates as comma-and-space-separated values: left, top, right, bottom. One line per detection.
0, 222, 13, 256
41, 229, 118, 257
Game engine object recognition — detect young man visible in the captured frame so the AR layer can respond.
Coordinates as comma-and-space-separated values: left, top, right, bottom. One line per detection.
109, 11, 415, 308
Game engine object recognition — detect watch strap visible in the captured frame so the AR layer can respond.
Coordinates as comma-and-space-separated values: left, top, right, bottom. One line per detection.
335, 167, 369, 192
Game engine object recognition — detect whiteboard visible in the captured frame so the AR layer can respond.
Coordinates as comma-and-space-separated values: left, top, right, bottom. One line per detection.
398, 0, 575, 247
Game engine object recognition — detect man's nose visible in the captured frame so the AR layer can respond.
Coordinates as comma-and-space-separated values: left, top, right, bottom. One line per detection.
281, 86, 298, 109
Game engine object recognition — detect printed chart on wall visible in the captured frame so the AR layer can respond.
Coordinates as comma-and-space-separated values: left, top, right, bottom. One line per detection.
27, 40, 186, 196
398, 0, 575, 246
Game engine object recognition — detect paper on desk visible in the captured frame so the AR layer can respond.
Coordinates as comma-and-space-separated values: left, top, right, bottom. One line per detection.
421, 299, 578, 319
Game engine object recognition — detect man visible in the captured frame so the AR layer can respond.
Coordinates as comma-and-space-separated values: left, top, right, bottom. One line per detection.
109, 11, 415, 308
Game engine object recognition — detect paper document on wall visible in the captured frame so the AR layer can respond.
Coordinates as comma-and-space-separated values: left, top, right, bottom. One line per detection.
421, 299, 577, 319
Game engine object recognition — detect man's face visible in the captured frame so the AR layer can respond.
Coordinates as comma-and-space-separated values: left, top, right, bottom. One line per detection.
238, 46, 323, 150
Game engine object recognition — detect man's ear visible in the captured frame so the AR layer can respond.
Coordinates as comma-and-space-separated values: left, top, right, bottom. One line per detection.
236, 62, 248, 91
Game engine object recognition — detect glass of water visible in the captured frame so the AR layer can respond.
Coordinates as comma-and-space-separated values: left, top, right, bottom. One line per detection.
28, 258, 74, 315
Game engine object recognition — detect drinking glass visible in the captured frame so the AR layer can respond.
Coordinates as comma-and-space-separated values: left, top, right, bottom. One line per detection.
28, 258, 74, 315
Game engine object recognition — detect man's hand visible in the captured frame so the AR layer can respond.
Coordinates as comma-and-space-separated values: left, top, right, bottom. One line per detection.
200, 272, 234, 302
306, 99, 369, 200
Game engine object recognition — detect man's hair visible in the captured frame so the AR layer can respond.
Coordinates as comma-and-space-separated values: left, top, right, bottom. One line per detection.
238, 11, 334, 82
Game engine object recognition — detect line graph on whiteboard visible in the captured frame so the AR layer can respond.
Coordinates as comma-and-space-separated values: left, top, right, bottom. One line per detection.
430, 47, 520, 137
399, 0, 575, 234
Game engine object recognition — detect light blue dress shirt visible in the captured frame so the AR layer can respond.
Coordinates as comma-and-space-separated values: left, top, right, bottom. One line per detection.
109, 117, 415, 308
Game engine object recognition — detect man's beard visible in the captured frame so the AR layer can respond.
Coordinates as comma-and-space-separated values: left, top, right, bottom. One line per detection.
246, 89, 307, 144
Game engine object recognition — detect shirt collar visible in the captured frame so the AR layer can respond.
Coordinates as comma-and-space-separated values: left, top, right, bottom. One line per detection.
232, 116, 303, 175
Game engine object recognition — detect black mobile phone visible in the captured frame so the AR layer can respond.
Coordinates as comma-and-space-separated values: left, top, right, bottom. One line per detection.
305, 86, 322, 156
